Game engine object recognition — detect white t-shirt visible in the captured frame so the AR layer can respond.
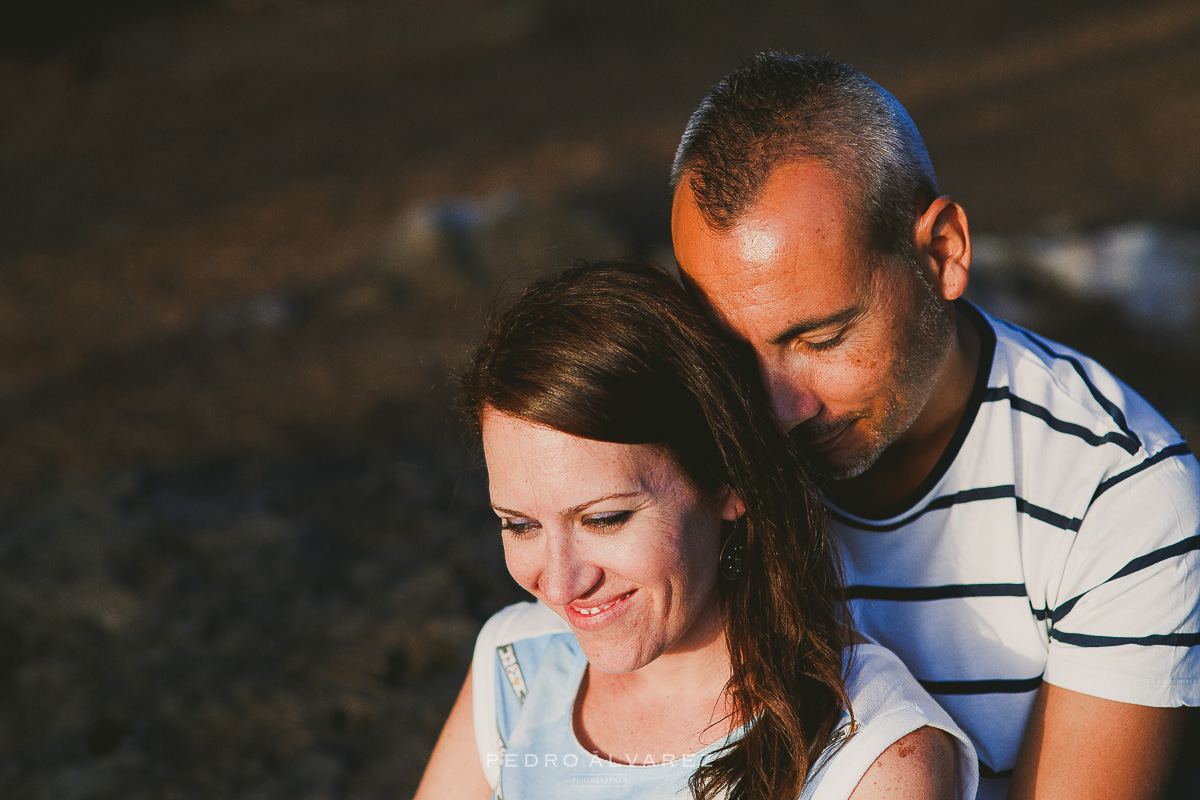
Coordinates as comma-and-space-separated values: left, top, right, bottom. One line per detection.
472, 601, 979, 799
830, 302, 1200, 800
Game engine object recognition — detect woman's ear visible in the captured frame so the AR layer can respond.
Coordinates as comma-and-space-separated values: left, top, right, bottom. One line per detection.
718, 487, 746, 522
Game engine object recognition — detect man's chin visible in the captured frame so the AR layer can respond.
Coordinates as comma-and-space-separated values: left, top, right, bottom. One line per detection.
811, 453, 874, 482
789, 427, 877, 482
803, 438, 885, 483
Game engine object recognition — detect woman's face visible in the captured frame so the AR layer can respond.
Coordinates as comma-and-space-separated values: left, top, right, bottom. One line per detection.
481, 408, 740, 675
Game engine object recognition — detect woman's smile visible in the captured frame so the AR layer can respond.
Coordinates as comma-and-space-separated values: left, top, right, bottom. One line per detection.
565, 589, 636, 629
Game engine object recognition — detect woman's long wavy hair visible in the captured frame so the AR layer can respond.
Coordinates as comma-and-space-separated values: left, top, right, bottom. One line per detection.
460, 260, 851, 800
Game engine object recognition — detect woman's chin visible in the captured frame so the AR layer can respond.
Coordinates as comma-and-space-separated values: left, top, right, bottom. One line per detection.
578, 640, 658, 675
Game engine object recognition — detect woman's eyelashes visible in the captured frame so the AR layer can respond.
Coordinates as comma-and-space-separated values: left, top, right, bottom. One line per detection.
498, 509, 635, 537
499, 517, 539, 537
583, 510, 633, 530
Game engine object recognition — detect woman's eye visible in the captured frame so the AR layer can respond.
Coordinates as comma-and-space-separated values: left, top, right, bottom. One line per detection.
583, 510, 633, 530
500, 518, 539, 537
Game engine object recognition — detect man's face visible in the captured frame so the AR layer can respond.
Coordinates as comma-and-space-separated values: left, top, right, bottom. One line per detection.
671, 160, 951, 480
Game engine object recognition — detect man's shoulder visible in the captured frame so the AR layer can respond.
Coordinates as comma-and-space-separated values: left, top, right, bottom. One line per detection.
976, 307, 1189, 468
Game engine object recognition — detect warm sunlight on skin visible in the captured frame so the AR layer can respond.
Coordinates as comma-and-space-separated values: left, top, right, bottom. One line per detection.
480, 408, 740, 676
672, 161, 961, 484
416, 407, 963, 798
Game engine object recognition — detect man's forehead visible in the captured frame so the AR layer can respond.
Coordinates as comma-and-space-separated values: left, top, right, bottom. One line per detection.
672, 162, 870, 341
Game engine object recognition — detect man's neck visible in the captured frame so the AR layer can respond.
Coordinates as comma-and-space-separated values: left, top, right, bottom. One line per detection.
825, 303, 983, 516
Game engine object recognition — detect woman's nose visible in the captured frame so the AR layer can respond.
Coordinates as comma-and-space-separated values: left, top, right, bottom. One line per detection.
537, 535, 601, 606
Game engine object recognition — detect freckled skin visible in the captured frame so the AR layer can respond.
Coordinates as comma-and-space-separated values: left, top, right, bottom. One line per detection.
672, 161, 976, 511
849, 726, 956, 800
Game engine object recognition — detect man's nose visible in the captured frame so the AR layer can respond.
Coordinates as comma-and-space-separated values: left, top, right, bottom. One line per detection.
763, 362, 821, 431
538, 534, 601, 607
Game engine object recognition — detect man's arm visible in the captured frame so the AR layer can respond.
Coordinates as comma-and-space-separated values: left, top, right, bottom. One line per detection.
1008, 683, 1189, 800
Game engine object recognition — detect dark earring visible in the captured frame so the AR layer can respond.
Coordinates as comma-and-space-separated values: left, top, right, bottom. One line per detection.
719, 517, 746, 581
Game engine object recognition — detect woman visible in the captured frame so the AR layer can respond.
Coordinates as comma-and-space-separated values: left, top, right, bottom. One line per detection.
416, 261, 977, 799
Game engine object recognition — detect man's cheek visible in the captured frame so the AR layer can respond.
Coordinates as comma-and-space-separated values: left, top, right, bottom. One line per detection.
811, 360, 876, 409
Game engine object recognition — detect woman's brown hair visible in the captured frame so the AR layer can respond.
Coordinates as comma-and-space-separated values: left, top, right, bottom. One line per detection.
460, 260, 851, 800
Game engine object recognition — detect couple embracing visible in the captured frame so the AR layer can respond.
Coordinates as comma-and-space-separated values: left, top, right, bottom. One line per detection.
418, 53, 1200, 800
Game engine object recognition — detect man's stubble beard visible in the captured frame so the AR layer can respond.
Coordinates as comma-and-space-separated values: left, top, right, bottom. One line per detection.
810, 252, 954, 482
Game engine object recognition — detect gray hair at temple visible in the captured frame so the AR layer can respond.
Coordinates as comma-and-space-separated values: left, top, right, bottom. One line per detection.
670, 52, 939, 256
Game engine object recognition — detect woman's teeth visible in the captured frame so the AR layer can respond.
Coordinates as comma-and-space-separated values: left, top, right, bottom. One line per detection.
575, 601, 614, 616
572, 591, 632, 615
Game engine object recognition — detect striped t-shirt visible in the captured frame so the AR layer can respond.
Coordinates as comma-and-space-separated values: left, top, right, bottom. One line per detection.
829, 301, 1200, 800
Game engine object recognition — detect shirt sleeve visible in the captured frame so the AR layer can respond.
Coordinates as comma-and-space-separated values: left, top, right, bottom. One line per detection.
470, 601, 570, 787
803, 643, 979, 800
471, 608, 506, 788
1042, 450, 1200, 706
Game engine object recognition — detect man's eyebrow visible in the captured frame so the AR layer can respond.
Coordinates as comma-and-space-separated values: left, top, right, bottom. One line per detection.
490, 492, 643, 519
767, 306, 861, 347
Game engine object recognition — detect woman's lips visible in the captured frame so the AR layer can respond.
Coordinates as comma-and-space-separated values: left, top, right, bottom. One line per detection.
564, 590, 636, 631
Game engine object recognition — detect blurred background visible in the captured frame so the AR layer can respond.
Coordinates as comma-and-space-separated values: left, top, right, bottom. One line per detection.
1, 1, 1198, 797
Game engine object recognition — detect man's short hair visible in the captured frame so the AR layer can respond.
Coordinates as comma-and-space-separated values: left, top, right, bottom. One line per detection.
671, 52, 939, 257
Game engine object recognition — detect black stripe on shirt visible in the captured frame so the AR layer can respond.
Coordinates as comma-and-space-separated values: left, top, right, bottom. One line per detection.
832, 486, 1084, 533
1007, 323, 1143, 451
1109, 534, 1200, 582
983, 386, 1139, 454
1014, 497, 1082, 531
1051, 534, 1200, 625
1051, 630, 1200, 647
1089, 442, 1194, 507
1050, 594, 1083, 626
844, 583, 1027, 601
919, 674, 1043, 695
828, 485, 1016, 531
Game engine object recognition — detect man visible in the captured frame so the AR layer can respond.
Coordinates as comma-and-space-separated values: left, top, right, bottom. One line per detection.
670, 53, 1199, 800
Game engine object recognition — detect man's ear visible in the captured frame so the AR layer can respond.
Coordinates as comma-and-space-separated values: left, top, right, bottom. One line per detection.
914, 196, 971, 301
719, 487, 746, 522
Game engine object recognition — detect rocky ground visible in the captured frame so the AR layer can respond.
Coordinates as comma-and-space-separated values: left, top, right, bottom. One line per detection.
1, 1, 1198, 797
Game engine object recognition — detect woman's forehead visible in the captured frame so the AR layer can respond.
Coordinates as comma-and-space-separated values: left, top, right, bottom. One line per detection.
480, 409, 693, 512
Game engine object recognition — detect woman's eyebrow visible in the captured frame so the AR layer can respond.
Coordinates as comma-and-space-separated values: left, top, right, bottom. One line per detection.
491, 491, 644, 520
562, 491, 643, 518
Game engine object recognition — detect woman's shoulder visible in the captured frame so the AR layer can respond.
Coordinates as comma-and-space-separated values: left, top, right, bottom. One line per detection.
848, 725, 959, 800
471, 602, 576, 789
799, 641, 979, 800
473, 601, 575, 707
